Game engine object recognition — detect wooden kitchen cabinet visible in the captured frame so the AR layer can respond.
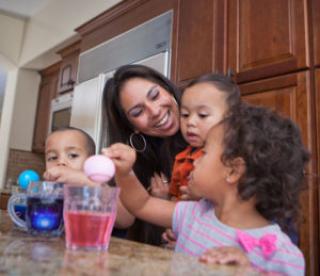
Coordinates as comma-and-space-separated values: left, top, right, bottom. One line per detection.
240, 72, 319, 276
57, 41, 80, 94
175, 0, 224, 85
311, 0, 320, 67
225, 0, 309, 83
0, 191, 10, 210
32, 63, 60, 153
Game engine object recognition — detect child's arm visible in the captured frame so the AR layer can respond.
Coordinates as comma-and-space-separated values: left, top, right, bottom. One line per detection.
44, 166, 135, 228
43, 166, 91, 185
102, 143, 176, 229
115, 199, 135, 229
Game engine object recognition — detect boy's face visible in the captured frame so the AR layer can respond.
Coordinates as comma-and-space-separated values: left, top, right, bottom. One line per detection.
180, 83, 228, 147
45, 130, 90, 170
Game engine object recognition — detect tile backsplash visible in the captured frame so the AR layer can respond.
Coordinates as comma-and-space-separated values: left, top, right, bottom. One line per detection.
5, 149, 45, 188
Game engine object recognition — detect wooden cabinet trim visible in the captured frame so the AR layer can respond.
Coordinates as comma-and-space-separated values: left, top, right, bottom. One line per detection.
39, 62, 61, 78
311, 0, 320, 66
57, 41, 81, 57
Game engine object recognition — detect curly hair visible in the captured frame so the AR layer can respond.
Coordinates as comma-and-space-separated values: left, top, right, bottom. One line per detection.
221, 103, 310, 231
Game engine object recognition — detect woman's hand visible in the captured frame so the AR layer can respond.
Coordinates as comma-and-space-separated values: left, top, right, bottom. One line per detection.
161, 228, 176, 250
149, 173, 169, 199
102, 143, 136, 177
199, 247, 250, 266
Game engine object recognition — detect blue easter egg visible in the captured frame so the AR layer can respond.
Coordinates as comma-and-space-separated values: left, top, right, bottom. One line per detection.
18, 170, 40, 190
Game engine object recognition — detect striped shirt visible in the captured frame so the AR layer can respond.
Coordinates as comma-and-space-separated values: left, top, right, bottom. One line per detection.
172, 199, 305, 275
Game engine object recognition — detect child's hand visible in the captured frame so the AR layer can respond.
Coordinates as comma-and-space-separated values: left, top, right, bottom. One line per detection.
179, 185, 201, 201
43, 166, 91, 185
102, 143, 136, 177
199, 247, 250, 266
149, 173, 169, 199
161, 228, 176, 249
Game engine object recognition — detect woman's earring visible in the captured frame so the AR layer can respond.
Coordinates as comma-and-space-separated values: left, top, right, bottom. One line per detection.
172, 96, 178, 106
225, 176, 232, 184
129, 132, 147, 152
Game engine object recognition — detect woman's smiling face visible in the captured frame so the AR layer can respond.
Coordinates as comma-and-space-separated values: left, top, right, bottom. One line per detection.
119, 77, 180, 137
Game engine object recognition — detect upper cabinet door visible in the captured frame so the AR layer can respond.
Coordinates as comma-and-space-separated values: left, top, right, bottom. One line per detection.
57, 42, 81, 94
175, 0, 224, 85
226, 0, 308, 83
312, 0, 320, 67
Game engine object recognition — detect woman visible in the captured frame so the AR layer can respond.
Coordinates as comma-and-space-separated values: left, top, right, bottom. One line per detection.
103, 64, 186, 245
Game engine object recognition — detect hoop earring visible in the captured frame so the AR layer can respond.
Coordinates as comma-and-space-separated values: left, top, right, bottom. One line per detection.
172, 96, 178, 105
129, 132, 147, 152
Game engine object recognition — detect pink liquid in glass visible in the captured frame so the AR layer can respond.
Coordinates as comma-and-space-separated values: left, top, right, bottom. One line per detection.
64, 211, 116, 250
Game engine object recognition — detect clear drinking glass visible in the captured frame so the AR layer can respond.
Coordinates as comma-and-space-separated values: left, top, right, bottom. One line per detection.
63, 185, 119, 251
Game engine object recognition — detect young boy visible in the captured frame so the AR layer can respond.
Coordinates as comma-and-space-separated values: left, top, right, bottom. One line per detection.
43, 127, 134, 229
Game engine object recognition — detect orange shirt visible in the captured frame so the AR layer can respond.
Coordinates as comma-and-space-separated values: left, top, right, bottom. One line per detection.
169, 146, 203, 199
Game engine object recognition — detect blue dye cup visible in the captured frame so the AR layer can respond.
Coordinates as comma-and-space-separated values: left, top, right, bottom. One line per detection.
7, 181, 64, 236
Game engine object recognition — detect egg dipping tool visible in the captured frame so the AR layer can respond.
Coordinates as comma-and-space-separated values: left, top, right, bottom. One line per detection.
84, 155, 115, 183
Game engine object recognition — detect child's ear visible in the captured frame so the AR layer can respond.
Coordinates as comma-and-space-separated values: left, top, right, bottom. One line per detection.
226, 157, 246, 184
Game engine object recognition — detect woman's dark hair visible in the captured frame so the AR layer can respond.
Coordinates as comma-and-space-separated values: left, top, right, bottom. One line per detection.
221, 103, 310, 232
103, 64, 186, 245
48, 126, 96, 155
184, 73, 241, 117
103, 64, 185, 184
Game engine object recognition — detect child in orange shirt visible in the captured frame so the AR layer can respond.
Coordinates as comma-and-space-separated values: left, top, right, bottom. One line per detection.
163, 73, 241, 247
169, 73, 241, 201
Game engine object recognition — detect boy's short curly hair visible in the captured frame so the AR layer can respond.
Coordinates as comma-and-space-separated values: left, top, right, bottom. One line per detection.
48, 127, 96, 156
222, 103, 310, 231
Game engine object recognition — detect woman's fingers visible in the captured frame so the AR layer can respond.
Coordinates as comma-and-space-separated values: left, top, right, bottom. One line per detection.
199, 247, 250, 266
150, 173, 169, 198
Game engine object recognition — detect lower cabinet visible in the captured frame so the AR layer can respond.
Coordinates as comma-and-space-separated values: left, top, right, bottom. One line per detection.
240, 71, 318, 275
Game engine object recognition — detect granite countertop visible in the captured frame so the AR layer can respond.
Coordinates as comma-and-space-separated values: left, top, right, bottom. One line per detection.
0, 210, 258, 275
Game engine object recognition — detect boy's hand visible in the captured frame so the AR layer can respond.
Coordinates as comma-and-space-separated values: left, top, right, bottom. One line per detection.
102, 143, 136, 177
199, 247, 250, 266
43, 166, 91, 185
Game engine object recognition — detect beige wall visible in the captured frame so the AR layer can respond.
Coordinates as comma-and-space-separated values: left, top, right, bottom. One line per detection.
0, 65, 18, 188
0, 13, 25, 65
10, 69, 40, 151
20, 0, 121, 67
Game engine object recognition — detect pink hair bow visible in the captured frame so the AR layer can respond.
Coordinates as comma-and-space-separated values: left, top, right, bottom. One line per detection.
237, 230, 277, 259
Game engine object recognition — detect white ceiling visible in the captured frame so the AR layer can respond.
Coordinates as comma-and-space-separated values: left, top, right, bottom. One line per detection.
0, 0, 51, 18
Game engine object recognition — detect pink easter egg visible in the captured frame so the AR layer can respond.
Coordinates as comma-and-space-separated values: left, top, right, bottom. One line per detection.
83, 155, 115, 183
